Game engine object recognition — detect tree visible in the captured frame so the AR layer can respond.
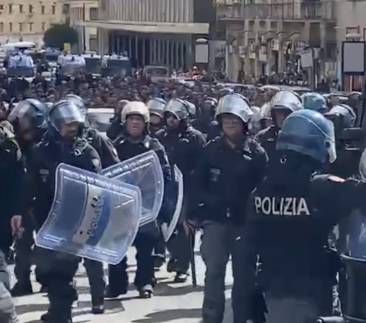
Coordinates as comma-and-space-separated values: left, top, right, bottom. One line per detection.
43, 24, 78, 50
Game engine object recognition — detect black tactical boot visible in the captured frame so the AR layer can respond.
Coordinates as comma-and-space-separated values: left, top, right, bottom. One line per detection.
11, 281, 33, 297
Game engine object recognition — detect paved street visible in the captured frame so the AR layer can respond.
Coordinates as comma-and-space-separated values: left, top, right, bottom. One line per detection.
11, 241, 234, 323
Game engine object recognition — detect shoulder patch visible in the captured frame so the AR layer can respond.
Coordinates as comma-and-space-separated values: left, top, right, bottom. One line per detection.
327, 175, 346, 183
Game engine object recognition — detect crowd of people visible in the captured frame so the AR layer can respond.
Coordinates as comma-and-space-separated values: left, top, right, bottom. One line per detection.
0, 70, 365, 323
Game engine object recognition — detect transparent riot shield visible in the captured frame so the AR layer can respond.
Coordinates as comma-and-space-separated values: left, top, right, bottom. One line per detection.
102, 150, 164, 226
161, 165, 184, 242
35, 164, 141, 265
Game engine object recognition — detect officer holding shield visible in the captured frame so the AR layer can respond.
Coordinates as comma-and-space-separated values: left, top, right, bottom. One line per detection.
65, 94, 119, 314
26, 100, 101, 323
106, 101, 172, 299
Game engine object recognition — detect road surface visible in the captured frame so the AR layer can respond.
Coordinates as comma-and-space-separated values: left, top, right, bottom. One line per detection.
12, 242, 234, 323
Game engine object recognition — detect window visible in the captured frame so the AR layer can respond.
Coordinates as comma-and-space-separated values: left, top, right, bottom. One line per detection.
41, 5, 45, 14
0, 5, 4, 10
42, 22, 46, 31
29, 22, 33, 32
19, 4, 23, 13
8, 4, 12, 14
0, 23, 3, 33
29, 4, 33, 13
89, 36, 97, 51
90, 8, 98, 20
52, 5, 56, 15
9, 22, 12, 32
19, 23, 23, 32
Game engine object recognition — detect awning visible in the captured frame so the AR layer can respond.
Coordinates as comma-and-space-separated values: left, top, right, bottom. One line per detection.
77, 20, 209, 34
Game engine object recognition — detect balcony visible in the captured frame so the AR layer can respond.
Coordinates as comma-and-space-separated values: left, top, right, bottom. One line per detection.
217, 1, 336, 22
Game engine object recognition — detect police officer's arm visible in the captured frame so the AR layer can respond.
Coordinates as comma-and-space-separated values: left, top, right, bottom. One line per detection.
187, 132, 206, 179
152, 139, 173, 223
190, 145, 215, 221
24, 145, 44, 209
6, 145, 27, 234
76, 145, 103, 173
248, 140, 268, 189
311, 174, 366, 225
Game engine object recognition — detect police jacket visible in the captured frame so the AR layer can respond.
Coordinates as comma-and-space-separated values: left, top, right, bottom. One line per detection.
0, 133, 25, 251
243, 153, 366, 300
106, 119, 123, 141
113, 134, 172, 224
193, 136, 267, 225
255, 125, 278, 161
159, 125, 206, 188
84, 127, 119, 168
28, 132, 102, 227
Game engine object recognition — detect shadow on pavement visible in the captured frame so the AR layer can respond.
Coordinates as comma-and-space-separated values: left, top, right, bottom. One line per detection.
154, 282, 204, 297
77, 299, 124, 314
132, 308, 201, 323
77, 283, 135, 295
16, 303, 48, 315
26, 320, 89, 323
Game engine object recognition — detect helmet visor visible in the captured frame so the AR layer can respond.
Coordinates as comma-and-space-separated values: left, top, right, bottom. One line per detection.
49, 102, 84, 131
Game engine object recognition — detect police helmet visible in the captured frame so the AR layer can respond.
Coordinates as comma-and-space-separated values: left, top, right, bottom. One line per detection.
215, 93, 253, 124
65, 94, 86, 121
121, 101, 150, 124
8, 99, 47, 130
324, 104, 356, 130
48, 100, 84, 132
277, 109, 336, 164
147, 98, 166, 119
218, 87, 234, 98
302, 93, 327, 114
271, 90, 303, 113
164, 99, 194, 120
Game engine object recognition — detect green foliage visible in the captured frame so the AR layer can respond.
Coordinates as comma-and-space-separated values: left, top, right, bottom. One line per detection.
43, 24, 78, 49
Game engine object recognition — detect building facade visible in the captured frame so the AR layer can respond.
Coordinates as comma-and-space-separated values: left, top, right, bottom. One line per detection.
80, 0, 214, 70
63, 0, 98, 52
334, 0, 366, 90
0, 0, 64, 45
216, 0, 337, 83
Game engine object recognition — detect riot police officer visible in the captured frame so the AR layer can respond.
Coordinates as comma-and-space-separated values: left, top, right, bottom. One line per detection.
65, 94, 118, 313
147, 98, 168, 266
28, 100, 102, 323
0, 121, 24, 323
242, 109, 366, 323
8, 99, 48, 296
193, 97, 219, 140
302, 92, 328, 114
147, 97, 166, 136
159, 98, 206, 283
105, 101, 171, 299
256, 90, 302, 161
193, 93, 267, 323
